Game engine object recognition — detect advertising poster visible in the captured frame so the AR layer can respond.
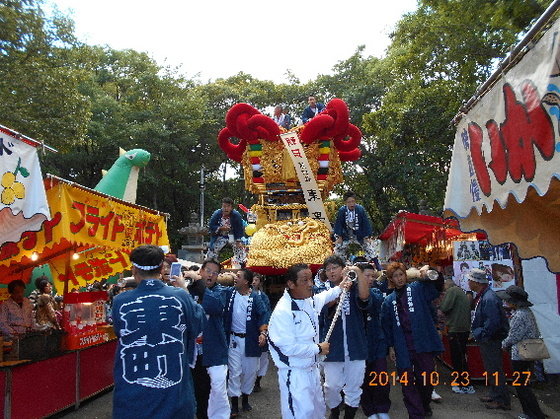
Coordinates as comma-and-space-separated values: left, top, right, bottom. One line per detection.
453, 241, 514, 292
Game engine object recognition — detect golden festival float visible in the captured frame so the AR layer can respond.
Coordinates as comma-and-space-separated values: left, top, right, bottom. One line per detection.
216, 99, 362, 274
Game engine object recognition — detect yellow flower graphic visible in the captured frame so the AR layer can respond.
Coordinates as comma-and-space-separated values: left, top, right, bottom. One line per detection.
1, 171, 25, 205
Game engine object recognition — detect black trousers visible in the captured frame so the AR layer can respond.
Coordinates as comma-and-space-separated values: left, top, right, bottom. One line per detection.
448, 331, 469, 377
191, 355, 211, 419
511, 360, 546, 419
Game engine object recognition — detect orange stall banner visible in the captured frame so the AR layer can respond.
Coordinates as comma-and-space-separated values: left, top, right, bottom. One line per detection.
0, 176, 169, 290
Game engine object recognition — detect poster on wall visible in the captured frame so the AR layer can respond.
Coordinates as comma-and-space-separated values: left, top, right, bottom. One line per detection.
453, 240, 511, 261
453, 240, 514, 291
453, 259, 515, 292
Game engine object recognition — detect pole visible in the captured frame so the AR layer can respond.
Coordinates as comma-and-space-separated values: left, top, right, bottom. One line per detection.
199, 165, 205, 227
319, 287, 348, 362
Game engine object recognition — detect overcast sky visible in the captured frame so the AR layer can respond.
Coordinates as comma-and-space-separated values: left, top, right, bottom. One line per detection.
47, 0, 418, 84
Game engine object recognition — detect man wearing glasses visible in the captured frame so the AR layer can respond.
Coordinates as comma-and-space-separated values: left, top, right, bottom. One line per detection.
190, 259, 230, 419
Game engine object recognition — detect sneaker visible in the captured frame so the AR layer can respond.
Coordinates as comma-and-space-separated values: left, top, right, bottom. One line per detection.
431, 389, 442, 402
462, 385, 476, 394
452, 386, 466, 394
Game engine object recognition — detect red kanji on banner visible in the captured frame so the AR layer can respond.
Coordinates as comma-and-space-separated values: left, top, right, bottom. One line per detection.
470, 82, 555, 196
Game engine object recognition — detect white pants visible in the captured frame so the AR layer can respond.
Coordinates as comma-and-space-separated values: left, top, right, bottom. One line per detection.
277, 366, 326, 419
323, 358, 366, 408
228, 334, 259, 397
257, 351, 269, 377
207, 364, 229, 419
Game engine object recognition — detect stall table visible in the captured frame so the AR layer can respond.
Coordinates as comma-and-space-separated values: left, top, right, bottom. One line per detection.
0, 338, 117, 418
441, 334, 512, 380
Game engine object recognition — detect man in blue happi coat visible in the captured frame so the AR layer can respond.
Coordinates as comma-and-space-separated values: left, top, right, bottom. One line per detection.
189, 259, 230, 419
356, 263, 391, 419
333, 191, 376, 260
112, 245, 205, 419
224, 268, 270, 417
319, 255, 371, 419
381, 262, 444, 419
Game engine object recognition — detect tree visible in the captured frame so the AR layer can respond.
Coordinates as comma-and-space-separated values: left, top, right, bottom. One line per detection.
355, 0, 548, 230
0, 0, 91, 150
314, 46, 386, 125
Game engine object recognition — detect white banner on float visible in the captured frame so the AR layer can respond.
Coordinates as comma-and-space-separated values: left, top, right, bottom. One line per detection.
279, 132, 332, 231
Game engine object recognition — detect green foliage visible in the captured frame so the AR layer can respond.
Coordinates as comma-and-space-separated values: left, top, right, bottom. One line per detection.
0, 0, 552, 251
352, 0, 548, 231
0, 0, 91, 150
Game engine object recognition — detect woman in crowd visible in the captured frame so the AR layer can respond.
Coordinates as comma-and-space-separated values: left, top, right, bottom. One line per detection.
499, 286, 547, 419
34, 279, 61, 330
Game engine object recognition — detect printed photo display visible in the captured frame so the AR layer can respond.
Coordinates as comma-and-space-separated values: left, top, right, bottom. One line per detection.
453, 241, 514, 292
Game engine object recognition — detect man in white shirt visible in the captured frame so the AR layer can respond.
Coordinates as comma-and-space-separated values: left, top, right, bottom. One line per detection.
0, 279, 34, 340
224, 268, 270, 417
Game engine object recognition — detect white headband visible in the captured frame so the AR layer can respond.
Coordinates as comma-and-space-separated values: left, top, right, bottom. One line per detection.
132, 261, 163, 271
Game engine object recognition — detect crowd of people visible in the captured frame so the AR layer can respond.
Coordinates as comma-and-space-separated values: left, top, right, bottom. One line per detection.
0, 182, 548, 419
0, 275, 63, 341
108, 241, 549, 419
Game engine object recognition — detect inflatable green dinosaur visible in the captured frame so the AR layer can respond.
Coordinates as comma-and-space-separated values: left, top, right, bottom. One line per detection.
94, 148, 151, 203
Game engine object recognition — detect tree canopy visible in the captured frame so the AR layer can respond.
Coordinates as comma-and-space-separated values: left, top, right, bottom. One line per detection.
0, 0, 553, 249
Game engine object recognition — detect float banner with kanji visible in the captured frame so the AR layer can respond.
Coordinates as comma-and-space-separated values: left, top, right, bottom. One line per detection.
0, 177, 169, 288
444, 17, 560, 273
0, 126, 50, 245
279, 132, 332, 231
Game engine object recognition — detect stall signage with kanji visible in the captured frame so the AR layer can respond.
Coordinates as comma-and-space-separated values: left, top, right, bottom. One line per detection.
0, 181, 169, 265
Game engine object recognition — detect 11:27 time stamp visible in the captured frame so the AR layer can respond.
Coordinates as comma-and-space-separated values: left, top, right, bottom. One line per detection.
368, 371, 531, 386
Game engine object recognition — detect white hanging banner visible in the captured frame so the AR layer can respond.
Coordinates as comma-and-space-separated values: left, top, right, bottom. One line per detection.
0, 126, 50, 245
279, 132, 332, 231
443, 17, 560, 272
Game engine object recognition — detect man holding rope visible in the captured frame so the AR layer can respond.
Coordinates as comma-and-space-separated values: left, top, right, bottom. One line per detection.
320, 255, 371, 419
268, 263, 353, 419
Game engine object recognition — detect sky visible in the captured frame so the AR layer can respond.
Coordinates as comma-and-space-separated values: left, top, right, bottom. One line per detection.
47, 0, 418, 84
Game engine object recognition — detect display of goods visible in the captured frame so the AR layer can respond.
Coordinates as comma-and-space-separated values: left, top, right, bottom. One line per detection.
247, 217, 332, 269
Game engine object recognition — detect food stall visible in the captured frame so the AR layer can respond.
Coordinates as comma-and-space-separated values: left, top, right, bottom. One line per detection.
376, 211, 515, 378
444, 4, 560, 374
377, 210, 486, 268
0, 174, 170, 418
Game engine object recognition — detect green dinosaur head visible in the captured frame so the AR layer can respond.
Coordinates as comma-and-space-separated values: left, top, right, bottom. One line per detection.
122, 149, 151, 167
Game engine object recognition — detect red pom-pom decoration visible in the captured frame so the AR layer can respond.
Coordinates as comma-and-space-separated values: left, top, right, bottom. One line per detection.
338, 148, 361, 161
324, 98, 350, 138
300, 114, 335, 144
300, 98, 357, 145
247, 114, 280, 142
218, 128, 246, 162
225, 103, 260, 139
333, 124, 362, 152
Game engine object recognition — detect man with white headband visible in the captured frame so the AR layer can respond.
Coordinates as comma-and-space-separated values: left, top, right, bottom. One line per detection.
112, 244, 205, 418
